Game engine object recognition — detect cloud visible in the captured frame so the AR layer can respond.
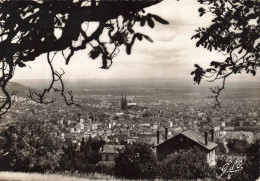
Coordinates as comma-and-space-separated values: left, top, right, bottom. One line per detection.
13, 0, 259, 82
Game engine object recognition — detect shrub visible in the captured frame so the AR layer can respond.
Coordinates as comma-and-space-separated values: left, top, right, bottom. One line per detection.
0, 122, 63, 173
95, 161, 115, 175
114, 142, 158, 180
158, 148, 214, 180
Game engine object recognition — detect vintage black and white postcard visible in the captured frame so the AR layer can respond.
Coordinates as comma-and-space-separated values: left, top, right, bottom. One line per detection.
0, 0, 259, 180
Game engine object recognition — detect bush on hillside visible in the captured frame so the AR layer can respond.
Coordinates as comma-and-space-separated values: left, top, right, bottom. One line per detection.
95, 161, 115, 175
158, 148, 214, 180
114, 142, 158, 180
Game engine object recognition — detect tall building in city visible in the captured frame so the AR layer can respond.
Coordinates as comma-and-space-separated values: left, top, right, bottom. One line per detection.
121, 94, 127, 110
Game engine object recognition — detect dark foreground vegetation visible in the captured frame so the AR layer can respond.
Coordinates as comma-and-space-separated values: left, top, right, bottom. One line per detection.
0, 119, 259, 181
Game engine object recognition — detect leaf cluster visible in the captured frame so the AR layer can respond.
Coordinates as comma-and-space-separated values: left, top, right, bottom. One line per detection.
191, 0, 259, 110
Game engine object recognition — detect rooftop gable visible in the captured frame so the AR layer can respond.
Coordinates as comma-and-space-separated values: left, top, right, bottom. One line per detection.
157, 130, 217, 151
99, 144, 125, 154
182, 130, 217, 150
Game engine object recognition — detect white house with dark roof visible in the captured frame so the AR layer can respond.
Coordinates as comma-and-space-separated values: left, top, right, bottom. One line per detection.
99, 144, 125, 161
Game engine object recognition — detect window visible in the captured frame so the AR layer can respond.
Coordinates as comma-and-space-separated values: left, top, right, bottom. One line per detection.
106, 154, 109, 161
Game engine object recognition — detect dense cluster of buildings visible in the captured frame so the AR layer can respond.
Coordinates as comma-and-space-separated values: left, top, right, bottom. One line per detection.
1, 91, 259, 166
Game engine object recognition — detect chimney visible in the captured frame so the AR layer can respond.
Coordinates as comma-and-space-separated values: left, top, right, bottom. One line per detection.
157, 130, 160, 144
205, 132, 208, 146
211, 128, 214, 142
165, 127, 168, 141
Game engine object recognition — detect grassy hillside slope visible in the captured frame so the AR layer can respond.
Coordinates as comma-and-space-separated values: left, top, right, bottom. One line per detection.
0, 172, 118, 181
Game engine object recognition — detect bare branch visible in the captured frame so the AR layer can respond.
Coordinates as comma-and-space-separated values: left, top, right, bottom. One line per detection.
208, 71, 232, 111
27, 52, 80, 107
27, 52, 57, 104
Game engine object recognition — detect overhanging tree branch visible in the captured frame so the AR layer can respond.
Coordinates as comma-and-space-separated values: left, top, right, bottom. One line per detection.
191, 0, 259, 110
0, 0, 167, 118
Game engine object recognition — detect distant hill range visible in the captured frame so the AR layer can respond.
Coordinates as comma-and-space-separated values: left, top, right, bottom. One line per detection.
12, 78, 260, 89
0, 79, 259, 100
0, 81, 32, 97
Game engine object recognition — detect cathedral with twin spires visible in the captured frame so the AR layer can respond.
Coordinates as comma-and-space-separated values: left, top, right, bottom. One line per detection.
121, 94, 127, 110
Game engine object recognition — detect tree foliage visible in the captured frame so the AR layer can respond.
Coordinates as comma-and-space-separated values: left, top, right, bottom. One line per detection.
158, 148, 214, 180
216, 140, 259, 181
114, 142, 158, 180
226, 138, 250, 155
95, 161, 115, 175
0, 120, 63, 173
0, 0, 168, 118
191, 0, 260, 110
59, 137, 105, 173
215, 139, 227, 155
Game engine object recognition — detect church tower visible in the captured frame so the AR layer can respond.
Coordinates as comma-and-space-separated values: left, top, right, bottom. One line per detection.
121, 94, 127, 110
124, 94, 127, 107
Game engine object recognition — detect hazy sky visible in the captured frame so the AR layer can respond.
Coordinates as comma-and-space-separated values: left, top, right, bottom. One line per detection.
13, 0, 259, 83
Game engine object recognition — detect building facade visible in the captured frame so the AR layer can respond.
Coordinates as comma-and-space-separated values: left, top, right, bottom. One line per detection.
99, 144, 125, 161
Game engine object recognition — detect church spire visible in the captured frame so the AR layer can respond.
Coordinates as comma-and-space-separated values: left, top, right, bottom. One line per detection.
121, 93, 127, 110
